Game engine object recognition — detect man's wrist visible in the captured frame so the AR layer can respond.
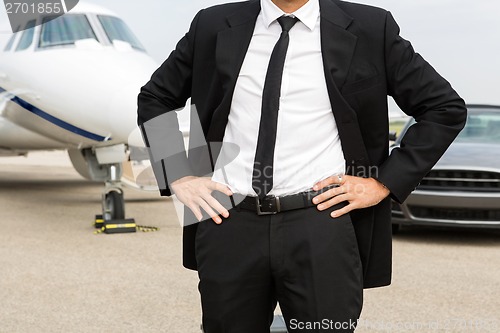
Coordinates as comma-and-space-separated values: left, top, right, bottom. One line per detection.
373, 178, 391, 198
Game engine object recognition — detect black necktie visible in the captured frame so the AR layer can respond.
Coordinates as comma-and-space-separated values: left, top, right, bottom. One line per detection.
252, 16, 299, 198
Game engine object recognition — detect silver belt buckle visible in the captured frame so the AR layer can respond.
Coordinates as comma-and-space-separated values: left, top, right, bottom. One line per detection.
255, 196, 281, 215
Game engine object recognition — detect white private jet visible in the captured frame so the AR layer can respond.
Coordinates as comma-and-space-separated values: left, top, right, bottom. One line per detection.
0, 2, 161, 222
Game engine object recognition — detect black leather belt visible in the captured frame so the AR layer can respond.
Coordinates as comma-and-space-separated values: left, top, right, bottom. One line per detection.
238, 185, 339, 215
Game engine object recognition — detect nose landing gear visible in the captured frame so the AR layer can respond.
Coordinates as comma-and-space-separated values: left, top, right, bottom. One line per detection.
103, 164, 125, 221
103, 189, 125, 220
94, 163, 136, 234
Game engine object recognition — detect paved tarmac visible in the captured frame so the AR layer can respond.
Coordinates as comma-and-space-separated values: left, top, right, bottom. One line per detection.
0, 151, 499, 333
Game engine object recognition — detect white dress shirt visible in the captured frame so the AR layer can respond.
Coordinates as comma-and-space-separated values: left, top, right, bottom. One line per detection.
212, 0, 345, 196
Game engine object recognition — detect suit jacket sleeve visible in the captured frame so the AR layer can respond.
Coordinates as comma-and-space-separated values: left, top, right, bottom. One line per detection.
377, 12, 467, 203
137, 11, 203, 196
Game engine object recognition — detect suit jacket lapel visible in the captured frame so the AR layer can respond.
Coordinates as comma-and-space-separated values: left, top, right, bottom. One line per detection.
320, 0, 375, 271
320, 0, 370, 171
207, 0, 260, 143
320, 0, 356, 89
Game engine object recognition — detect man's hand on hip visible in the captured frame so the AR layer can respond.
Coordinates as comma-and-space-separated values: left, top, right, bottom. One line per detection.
312, 175, 390, 218
170, 176, 233, 224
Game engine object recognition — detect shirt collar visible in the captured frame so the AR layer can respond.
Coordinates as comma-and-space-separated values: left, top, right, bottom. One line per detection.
261, 0, 319, 31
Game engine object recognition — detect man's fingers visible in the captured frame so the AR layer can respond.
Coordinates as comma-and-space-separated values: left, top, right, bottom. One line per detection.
331, 203, 356, 218
187, 203, 203, 222
313, 176, 335, 191
313, 174, 346, 191
210, 181, 233, 196
197, 199, 223, 224
317, 193, 351, 211
202, 193, 230, 218
173, 177, 234, 224
312, 186, 344, 204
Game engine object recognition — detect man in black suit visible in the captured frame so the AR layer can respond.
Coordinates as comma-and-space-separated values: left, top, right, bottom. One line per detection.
138, 0, 466, 331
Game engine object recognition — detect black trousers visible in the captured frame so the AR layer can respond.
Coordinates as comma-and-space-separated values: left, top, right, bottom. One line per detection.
195, 204, 363, 333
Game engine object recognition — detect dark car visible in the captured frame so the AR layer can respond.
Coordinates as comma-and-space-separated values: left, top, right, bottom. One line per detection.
391, 105, 500, 231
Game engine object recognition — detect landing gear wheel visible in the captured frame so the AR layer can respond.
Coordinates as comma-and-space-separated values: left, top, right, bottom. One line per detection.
104, 190, 125, 221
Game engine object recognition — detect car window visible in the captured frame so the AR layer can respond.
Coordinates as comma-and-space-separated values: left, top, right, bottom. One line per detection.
15, 20, 36, 51
457, 110, 500, 143
97, 15, 145, 51
39, 14, 97, 48
394, 108, 500, 145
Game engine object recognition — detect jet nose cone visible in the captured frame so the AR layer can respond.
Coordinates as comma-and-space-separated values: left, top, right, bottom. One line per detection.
107, 82, 143, 145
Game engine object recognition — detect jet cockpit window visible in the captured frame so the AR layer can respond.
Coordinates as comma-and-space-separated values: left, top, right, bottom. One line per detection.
39, 14, 97, 48
97, 15, 145, 51
4, 33, 17, 52
15, 20, 36, 51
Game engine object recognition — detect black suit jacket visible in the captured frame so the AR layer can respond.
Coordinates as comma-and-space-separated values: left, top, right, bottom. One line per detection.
137, 0, 466, 288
